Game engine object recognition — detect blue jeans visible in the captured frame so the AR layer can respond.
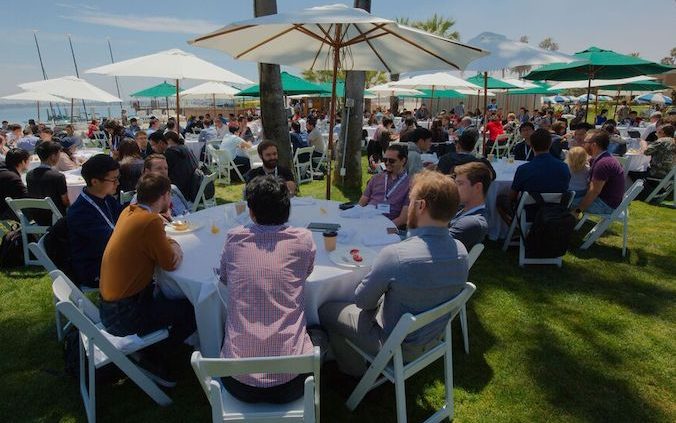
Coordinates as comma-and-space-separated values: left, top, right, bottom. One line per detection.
572, 196, 615, 215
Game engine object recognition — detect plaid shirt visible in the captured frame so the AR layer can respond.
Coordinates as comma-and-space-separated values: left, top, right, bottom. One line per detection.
220, 223, 316, 387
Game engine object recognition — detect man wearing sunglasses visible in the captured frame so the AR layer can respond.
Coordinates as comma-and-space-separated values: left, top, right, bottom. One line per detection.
358, 144, 410, 228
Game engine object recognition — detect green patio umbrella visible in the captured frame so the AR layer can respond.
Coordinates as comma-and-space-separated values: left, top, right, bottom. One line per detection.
131, 82, 183, 114
508, 81, 560, 113
400, 89, 465, 99
465, 75, 518, 90
236, 72, 329, 97
525, 47, 674, 118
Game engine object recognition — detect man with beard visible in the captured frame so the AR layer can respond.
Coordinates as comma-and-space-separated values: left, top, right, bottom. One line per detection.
244, 140, 297, 196
359, 144, 410, 228
318, 170, 468, 376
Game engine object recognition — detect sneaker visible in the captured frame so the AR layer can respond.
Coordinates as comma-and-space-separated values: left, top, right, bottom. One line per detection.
132, 353, 177, 388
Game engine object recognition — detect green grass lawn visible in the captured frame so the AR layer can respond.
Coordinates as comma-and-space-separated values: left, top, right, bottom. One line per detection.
1, 158, 675, 422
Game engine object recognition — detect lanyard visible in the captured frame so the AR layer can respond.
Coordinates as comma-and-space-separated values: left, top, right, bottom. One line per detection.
384, 173, 407, 200
525, 145, 532, 160
265, 167, 278, 177
81, 192, 115, 230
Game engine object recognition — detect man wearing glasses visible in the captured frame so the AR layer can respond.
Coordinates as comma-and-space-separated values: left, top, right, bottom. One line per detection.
358, 144, 410, 228
68, 154, 123, 289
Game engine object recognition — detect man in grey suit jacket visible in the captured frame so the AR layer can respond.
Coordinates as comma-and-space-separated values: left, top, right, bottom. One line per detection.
450, 162, 492, 250
319, 171, 468, 377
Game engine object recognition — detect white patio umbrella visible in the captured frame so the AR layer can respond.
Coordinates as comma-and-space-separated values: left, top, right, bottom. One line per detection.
181, 81, 242, 114
18, 75, 122, 123
366, 83, 425, 96
500, 78, 540, 89
188, 3, 487, 198
465, 32, 576, 143
85, 49, 253, 123
547, 75, 656, 91
391, 72, 482, 114
2, 91, 69, 122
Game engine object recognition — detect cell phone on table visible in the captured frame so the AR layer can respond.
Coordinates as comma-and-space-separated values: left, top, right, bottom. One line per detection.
386, 227, 399, 235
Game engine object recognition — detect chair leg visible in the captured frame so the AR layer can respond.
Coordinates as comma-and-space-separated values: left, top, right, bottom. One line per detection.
444, 324, 455, 421
393, 350, 407, 423
460, 305, 469, 355
502, 220, 517, 252
55, 295, 64, 342
346, 354, 389, 411
580, 217, 611, 250
622, 215, 628, 257
574, 214, 587, 230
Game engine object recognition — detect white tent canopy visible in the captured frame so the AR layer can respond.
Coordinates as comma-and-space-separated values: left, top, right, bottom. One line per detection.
547, 76, 656, 90
465, 32, 576, 72
391, 72, 482, 91
180, 81, 242, 98
18, 76, 121, 102
367, 83, 425, 96
188, 4, 487, 74
1, 91, 70, 103
85, 49, 253, 85
500, 78, 540, 89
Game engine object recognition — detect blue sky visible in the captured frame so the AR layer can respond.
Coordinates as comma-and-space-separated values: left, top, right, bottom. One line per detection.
0, 0, 673, 98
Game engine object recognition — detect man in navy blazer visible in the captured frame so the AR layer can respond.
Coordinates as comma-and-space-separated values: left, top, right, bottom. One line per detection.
450, 161, 492, 250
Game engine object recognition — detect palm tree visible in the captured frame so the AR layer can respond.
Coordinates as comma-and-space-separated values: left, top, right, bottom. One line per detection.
390, 14, 460, 113
538, 37, 559, 51
254, 0, 292, 168
659, 47, 675, 65
302, 69, 386, 88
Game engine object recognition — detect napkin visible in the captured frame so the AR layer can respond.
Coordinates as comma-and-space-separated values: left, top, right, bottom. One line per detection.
337, 227, 356, 244
361, 233, 400, 247
291, 196, 316, 206
339, 204, 383, 219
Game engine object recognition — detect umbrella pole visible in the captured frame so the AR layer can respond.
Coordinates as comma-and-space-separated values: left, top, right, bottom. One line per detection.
613, 89, 620, 119
213, 93, 216, 117
584, 68, 592, 122
594, 88, 599, 122
483, 71, 488, 154
326, 24, 342, 200
430, 85, 435, 119
176, 79, 180, 126
70, 98, 74, 124
37, 101, 40, 122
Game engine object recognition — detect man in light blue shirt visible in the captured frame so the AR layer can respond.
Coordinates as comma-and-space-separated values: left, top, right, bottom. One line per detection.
198, 119, 217, 143
17, 128, 40, 153
319, 170, 469, 376
220, 126, 253, 174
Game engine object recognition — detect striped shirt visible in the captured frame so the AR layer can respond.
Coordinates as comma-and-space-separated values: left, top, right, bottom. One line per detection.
219, 223, 316, 387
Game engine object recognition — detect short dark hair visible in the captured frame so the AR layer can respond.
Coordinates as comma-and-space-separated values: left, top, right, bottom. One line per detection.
382, 117, 393, 126
164, 130, 182, 145
143, 153, 167, 171
136, 173, 171, 204
245, 175, 290, 225
130, 117, 137, 123
410, 170, 459, 222
519, 122, 535, 132
404, 117, 415, 127
40, 127, 54, 135
291, 121, 301, 132
551, 121, 567, 135
135, 130, 147, 138
81, 154, 120, 187
457, 128, 479, 151
573, 122, 593, 131
166, 120, 176, 130
5, 148, 30, 169
530, 128, 552, 152
35, 140, 61, 162
229, 125, 239, 134
411, 127, 432, 144
587, 128, 610, 150
8, 124, 21, 131
257, 140, 277, 157
148, 131, 166, 144
454, 162, 493, 195
117, 138, 141, 160
658, 124, 674, 138
386, 143, 408, 161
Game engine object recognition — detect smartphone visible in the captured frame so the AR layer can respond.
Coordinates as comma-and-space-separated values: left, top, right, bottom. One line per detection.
386, 227, 399, 235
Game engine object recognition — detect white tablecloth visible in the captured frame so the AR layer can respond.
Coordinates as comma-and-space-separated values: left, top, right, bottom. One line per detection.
485, 159, 527, 241
184, 135, 204, 159
364, 126, 378, 140
156, 199, 399, 357
616, 126, 647, 139
62, 168, 87, 203
27, 148, 103, 171
625, 152, 651, 172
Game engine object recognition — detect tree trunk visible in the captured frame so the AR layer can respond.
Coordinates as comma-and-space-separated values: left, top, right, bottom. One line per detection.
333, 0, 370, 192
389, 73, 400, 115
253, 0, 292, 168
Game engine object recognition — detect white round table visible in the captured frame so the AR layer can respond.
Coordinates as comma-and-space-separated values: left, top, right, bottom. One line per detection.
184, 135, 204, 159
156, 199, 400, 357
485, 159, 527, 241
62, 168, 87, 204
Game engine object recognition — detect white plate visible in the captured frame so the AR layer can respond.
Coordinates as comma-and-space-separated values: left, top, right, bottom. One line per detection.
165, 221, 204, 235
328, 246, 377, 268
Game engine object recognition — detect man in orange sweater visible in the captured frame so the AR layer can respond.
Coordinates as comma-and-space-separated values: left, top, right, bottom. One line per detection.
99, 173, 196, 387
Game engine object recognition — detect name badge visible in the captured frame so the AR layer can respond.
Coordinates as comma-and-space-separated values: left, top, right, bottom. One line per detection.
377, 203, 391, 214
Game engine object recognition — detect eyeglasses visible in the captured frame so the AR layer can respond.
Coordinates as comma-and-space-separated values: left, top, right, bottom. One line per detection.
383, 158, 399, 164
101, 177, 120, 183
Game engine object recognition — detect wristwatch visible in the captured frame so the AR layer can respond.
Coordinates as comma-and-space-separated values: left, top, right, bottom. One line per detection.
575, 208, 582, 214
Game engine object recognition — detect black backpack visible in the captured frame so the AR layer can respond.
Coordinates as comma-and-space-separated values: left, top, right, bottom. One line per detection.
0, 223, 25, 268
190, 163, 215, 203
519, 192, 576, 259
43, 217, 76, 280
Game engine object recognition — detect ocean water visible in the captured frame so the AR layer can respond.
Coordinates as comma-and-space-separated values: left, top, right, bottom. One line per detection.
0, 103, 125, 124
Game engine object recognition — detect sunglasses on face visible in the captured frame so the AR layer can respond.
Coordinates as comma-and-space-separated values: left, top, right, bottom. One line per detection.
383, 158, 399, 164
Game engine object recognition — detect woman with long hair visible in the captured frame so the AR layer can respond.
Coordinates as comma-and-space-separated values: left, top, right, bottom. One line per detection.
565, 146, 590, 198
117, 138, 144, 192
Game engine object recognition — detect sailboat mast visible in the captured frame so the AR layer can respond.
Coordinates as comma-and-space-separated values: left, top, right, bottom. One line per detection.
67, 33, 88, 121
106, 38, 123, 112
32, 30, 57, 119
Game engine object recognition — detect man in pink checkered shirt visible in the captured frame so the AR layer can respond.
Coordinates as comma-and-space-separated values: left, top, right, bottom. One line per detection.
219, 174, 316, 404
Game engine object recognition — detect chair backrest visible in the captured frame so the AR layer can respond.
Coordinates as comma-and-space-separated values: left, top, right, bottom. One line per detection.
294, 146, 315, 163
467, 244, 484, 270
614, 156, 632, 175
610, 179, 644, 217
28, 235, 57, 272
50, 270, 100, 324
191, 172, 217, 213
247, 148, 263, 168
5, 197, 63, 229
119, 190, 136, 205
191, 347, 320, 422
515, 191, 573, 217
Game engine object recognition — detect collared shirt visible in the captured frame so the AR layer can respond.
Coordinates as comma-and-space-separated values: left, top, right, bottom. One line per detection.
450, 205, 488, 250
220, 223, 316, 387
512, 152, 571, 194
362, 171, 410, 221
220, 133, 247, 158
589, 150, 625, 209
307, 127, 325, 154
198, 126, 217, 143
355, 226, 468, 344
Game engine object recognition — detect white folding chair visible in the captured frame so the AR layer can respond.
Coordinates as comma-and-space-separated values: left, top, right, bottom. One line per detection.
50, 270, 171, 423
459, 244, 484, 355
5, 197, 62, 266
191, 347, 321, 423
293, 146, 316, 185
207, 145, 245, 185
345, 283, 477, 423
191, 172, 218, 213
645, 166, 675, 204
575, 179, 644, 257
246, 148, 263, 170
614, 156, 632, 178
28, 236, 65, 341
501, 192, 574, 267
488, 135, 511, 159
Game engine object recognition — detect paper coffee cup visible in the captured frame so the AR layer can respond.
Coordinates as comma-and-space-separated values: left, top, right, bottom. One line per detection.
323, 231, 337, 252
